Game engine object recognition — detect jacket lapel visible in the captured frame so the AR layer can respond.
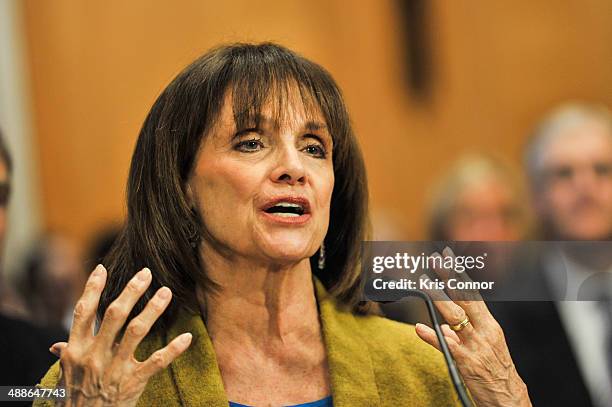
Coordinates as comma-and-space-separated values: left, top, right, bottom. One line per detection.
314, 278, 381, 407
167, 309, 229, 406
138, 277, 379, 407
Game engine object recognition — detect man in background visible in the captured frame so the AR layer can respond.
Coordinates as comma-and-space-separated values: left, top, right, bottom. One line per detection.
526, 104, 612, 241
492, 103, 612, 407
0, 130, 67, 390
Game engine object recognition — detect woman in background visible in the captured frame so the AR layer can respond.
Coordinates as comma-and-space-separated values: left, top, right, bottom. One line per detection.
428, 154, 532, 242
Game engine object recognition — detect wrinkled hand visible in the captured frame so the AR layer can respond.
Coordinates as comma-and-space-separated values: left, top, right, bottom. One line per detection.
48, 265, 192, 406
415, 248, 531, 407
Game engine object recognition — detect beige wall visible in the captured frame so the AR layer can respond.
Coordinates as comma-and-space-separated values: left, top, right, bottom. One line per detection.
21, 0, 612, 245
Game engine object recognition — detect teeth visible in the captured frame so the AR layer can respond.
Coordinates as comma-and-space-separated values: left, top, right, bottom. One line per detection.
264, 200, 306, 217
275, 202, 303, 209
273, 212, 300, 217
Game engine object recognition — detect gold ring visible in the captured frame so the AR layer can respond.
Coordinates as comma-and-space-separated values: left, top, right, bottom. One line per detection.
449, 316, 470, 332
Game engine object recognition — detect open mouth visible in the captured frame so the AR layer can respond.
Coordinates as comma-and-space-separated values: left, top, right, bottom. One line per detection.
264, 202, 306, 217
261, 197, 311, 220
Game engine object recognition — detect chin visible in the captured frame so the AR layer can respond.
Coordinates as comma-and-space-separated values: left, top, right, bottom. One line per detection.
260, 239, 316, 264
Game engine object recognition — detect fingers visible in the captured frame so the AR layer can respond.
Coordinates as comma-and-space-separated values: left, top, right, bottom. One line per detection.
418, 274, 476, 339
137, 332, 192, 381
431, 247, 492, 325
441, 324, 463, 343
70, 264, 107, 341
53, 266, 180, 406
115, 286, 173, 360
95, 268, 152, 350
415, 323, 464, 357
438, 303, 476, 340
49, 342, 68, 357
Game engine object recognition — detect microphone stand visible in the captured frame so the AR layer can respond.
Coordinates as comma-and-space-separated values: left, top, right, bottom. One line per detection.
402, 289, 474, 407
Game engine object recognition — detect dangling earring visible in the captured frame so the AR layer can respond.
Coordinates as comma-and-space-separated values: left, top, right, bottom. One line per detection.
187, 222, 200, 249
318, 242, 326, 270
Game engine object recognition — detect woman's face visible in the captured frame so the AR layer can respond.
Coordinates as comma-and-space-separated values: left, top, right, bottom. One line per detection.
188, 91, 334, 266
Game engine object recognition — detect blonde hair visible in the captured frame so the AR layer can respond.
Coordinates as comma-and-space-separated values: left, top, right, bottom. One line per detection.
427, 153, 531, 240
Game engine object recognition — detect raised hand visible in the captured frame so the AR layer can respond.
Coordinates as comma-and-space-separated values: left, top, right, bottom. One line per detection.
415, 248, 532, 407
49, 265, 192, 406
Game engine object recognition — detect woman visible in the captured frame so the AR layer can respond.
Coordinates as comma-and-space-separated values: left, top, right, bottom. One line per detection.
427, 154, 532, 242
35, 43, 531, 406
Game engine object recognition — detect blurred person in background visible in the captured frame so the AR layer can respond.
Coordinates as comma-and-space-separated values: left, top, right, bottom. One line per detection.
16, 233, 83, 331
427, 154, 531, 242
383, 154, 531, 323
0, 135, 28, 319
526, 104, 612, 241
0, 129, 67, 391
490, 103, 612, 407
0, 130, 14, 314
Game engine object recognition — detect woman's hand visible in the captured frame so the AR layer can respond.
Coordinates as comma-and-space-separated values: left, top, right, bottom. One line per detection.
414, 248, 531, 407
48, 265, 192, 406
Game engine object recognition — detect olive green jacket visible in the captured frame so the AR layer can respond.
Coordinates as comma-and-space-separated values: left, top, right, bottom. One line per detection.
35, 278, 460, 406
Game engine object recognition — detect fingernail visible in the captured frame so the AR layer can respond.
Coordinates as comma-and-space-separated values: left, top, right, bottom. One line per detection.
137, 268, 151, 281
92, 264, 105, 277
180, 333, 192, 345
158, 287, 171, 299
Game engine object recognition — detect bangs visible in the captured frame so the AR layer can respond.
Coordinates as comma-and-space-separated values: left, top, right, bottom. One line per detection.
220, 44, 349, 157
230, 76, 320, 132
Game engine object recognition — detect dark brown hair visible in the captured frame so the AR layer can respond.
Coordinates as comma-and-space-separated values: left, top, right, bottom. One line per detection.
99, 43, 371, 331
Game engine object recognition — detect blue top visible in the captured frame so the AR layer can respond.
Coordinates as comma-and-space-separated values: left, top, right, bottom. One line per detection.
229, 395, 333, 407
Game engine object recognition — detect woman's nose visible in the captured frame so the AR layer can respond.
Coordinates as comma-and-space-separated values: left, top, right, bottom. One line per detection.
270, 145, 306, 185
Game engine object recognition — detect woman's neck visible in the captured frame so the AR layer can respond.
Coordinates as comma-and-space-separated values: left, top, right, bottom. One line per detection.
197, 251, 322, 347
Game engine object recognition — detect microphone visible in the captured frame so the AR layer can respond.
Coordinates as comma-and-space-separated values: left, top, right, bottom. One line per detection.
364, 278, 472, 405
403, 289, 473, 407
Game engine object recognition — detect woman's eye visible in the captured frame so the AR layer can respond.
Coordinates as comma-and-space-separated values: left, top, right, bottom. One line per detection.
235, 139, 264, 152
304, 144, 327, 158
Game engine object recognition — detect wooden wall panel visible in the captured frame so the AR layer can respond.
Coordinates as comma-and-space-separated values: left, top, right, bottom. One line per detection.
21, 0, 612, 244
